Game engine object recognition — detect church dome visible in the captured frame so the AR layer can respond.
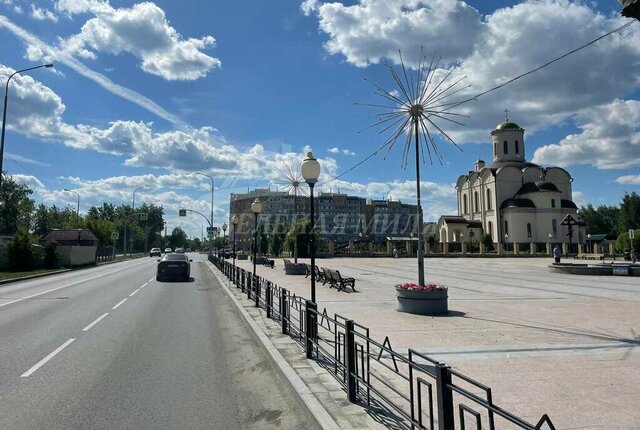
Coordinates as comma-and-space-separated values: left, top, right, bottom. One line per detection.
494, 121, 521, 131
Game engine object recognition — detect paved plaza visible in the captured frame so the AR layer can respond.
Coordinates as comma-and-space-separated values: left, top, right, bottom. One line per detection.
232, 256, 640, 429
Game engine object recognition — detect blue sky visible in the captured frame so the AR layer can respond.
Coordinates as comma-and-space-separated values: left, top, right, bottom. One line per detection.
0, 0, 639, 238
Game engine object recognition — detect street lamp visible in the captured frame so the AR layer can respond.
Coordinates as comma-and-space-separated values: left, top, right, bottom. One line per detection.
63, 188, 80, 227
222, 222, 228, 258
301, 151, 320, 304
195, 172, 214, 229
231, 214, 239, 267
251, 198, 262, 281
0, 63, 54, 191
587, 233, 592, 253
504, 233, 509, 253
126, 185, 147, 256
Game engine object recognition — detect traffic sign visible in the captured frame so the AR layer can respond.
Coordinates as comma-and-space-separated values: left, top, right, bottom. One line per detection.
206, 226, 215, 233
111, 232, 119, 240
140, 213, 148, 221
179, 209, 187, 216
630, 229, 635, 239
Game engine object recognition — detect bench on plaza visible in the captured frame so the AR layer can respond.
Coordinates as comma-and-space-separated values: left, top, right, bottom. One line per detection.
263, 259, 275, 268
575, 253, 605, 260
325, 268, 356, 292
315, 265, 329, 284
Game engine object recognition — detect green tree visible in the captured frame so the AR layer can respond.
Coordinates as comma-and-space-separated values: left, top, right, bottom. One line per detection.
6, 229, 33, 271
284, 218, 319, 258
579, 204, 620, 238
617, 192, 640, 234
169, 227, 188, 249
615, 229, 640, 255
43, 240, 59, 269
0, 173, 34, 234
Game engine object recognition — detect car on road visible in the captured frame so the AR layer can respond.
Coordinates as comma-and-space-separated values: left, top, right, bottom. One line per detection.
175, 247, 185, 254
149, 247, 161, 257
164, 247, 172, 254
156, 253, 192, 281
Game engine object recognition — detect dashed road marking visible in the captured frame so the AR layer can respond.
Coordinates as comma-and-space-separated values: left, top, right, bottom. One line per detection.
112, 298, 127, 310
82, 313, 109, 332
21, 338, 75, 378
129, 289, 140, 297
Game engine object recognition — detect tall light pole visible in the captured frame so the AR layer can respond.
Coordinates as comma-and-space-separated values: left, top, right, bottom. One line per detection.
251, 198, 262, 279
63, 188, 80, 227
222, 222, 228, 258
126, 185, 147, 256
232, 214, 239, 267
195, 172, 214, 229
301, 152, 320, 304
1, 63, 54, 191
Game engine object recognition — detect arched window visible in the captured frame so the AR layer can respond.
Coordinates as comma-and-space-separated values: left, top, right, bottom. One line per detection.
493, 142, 497, 157
503, 140, 508, 154
527, 223, 532, 238
486, 189, 492, 210
515, 140, 519, 154
487, 221, 493, 239
552, 219, 557, 237
505, 220, 509, 235
474, 191, 479, 212
463, 194, 468, 214
551, 199, 556, 208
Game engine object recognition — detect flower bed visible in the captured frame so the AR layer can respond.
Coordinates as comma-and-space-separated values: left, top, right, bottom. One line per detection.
395, 282, 448, 315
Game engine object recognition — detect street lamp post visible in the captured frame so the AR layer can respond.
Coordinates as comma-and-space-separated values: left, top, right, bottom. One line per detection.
196, 172, 214, 230
251, 198, 262, 289
0, 63, 54, 191
301, 151, 321, 304
125, 185, 147, 257
587, 233, 592, 253
231, 214, 239, 267
63, 188, 80, 227
222, 223, 228, 258
504, 233, 509, 253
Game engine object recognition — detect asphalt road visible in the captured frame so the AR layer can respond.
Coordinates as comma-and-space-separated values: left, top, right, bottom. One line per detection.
0, 254, 309, 429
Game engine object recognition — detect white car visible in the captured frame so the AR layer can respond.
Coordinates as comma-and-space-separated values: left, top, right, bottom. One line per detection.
164, 248, 172, 254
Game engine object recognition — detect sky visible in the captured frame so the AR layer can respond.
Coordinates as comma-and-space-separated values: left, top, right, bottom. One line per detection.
0, 0, 639, 238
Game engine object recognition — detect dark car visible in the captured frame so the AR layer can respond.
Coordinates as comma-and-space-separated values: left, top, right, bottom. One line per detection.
156, 254, 192, 281
149, 247, 161, 257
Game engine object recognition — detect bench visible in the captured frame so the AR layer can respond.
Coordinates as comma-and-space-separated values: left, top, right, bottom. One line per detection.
575, 253, 605, 260
263, 259, 275, 268
325, 268, 356, 292
315, 265, 329, 284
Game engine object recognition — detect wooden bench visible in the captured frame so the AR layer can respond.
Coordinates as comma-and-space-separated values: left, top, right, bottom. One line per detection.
315, 265, 329, 284
325, 268, 356, 292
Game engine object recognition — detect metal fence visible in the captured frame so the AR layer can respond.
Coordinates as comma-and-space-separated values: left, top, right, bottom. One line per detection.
210, 255, 556, 430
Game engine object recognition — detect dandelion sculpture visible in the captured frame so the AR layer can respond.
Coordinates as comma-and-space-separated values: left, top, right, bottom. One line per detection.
361, 50, 467, 286
273, 159, 308, 263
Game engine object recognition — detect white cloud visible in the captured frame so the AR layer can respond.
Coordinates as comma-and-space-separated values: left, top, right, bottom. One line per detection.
12, 174, 46, 193
0, 15, 187, 126
305, 0, 640, 147
616, 175, 640, 185
5, 152, 52, 167
572, 191, 587, 208
533, 99, 640, 169
56, 1, 221, 80
30, 4, 58, 22
328, 147, 355, 155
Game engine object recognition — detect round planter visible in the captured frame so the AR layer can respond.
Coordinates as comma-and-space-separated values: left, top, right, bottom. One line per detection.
285, 264, 307, 275
396, 288, 448, 315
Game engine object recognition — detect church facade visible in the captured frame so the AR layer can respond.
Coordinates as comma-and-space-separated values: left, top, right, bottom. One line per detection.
437, 120, 585, 245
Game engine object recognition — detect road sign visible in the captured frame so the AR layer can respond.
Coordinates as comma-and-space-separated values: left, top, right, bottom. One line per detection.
207, 232, 214, 238
206, 226, 215, 233
630, 229, 635, 239
140, 213, 148, 221
179, 209, 187, 216
111, 232, 119, 240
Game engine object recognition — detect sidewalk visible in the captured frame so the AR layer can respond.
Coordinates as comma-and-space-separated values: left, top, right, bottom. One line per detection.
230, 256, 640, 429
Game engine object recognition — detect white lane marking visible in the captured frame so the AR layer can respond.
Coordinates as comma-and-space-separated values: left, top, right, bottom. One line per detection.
82, 313, 109, 332
129, 289, 140, 297
148, 277, 154, 282
21, 338, 76, 378
140, 282, 148, 289
112, 298, 127, 309
0, 264, 149, 309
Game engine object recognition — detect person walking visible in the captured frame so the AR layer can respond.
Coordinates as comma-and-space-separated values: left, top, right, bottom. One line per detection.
553, 245, 561, 264
392, 246, 398, 258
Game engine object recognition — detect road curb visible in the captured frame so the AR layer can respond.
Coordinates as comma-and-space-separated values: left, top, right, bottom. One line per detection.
205, 261, 340, 430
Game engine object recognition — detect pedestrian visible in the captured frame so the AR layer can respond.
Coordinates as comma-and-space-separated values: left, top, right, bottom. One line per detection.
553, 245, 561, 264
392, 246, 398, 258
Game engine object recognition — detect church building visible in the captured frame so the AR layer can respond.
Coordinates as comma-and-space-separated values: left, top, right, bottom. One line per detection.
437, 120, 585, 245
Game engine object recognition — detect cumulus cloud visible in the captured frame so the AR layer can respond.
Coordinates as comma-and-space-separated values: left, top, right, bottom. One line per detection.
533, 99, 640, 169
55, 1, 221, 80
30, 4, 58, 22
616, 175, 640, 185
305, 0, 640, 147
328, 147, 355, 155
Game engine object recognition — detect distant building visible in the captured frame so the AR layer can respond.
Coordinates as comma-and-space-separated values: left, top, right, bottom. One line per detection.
364, 198, 419, 243
41, 229, 98, 266
317, 192, 366, 242
438, 120, 585, 244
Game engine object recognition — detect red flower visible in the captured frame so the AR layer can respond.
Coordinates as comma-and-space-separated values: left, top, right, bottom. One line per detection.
395, 282, 447, 291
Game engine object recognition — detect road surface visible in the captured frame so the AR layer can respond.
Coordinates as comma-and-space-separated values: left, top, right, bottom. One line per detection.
0, 254, 308, 429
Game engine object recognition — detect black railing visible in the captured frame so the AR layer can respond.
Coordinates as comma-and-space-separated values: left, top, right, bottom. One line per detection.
209, 256, 556, 430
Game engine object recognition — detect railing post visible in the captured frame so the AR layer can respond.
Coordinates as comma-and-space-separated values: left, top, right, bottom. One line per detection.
281, 288, 288, 335
266, 282, 272, 318
345, 319, 357, 403
305, 300, 317, 359
435, 363, 455, 430
240, 270, 245, 292
247, 272, 252, 299
255, 276, 261, 307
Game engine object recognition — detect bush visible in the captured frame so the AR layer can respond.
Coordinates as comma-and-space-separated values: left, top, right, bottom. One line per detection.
43, 240, 59, 269
6, 230, 33, 272
482, 234, 494, 251
615, 229, 640, 254
466, 239, 480, 253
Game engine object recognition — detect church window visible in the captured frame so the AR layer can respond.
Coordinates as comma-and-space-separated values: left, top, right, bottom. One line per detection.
551, 199, 556, 208
486, 189, 492, 210
474, 191, 479, 212
463, 195, 468, 214
527, 223, 532, 238
488, 221, 493, 238
493, 142, 497, 157
504, 220, 509, 235
503, 140, 508, 154
515, 140, 519, 154
552, 219, 557, 237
